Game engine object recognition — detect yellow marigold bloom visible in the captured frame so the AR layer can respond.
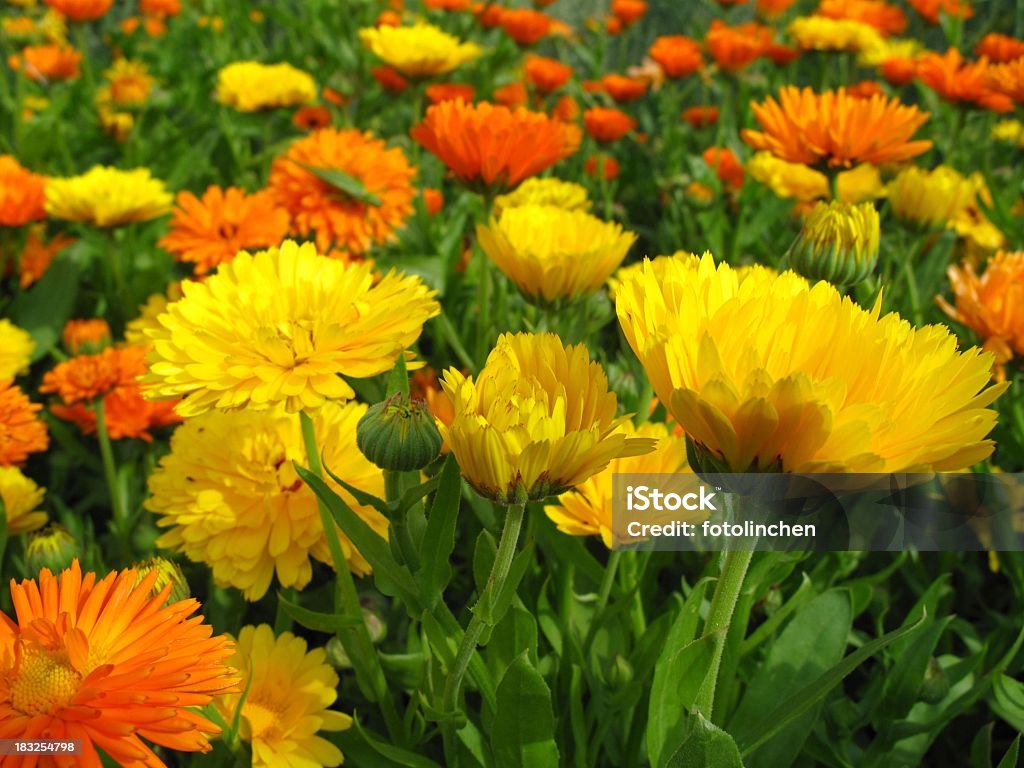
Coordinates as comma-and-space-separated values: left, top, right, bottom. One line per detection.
993, 119, 1024, 147
216, 625, 353, 768
141, 240, 440, 416
38, 8, 66, 42
545, 421, 689, 548
493, 177, 591, 214
359, 22, 482, 78
124, 282, 182, 346
787, 16, 883, 52
95, 99, 134, 141
856, 36, 922, 66
746, 152, 883, 203
0, 465, 46, 534
439, 332, 655, 503
216, 61, 316, 112
788, 200, 880, 287
477, 205, 636, 304
147, 402, 386, 599
616, 253, 1006, 473
0, 320, 34, 380
45, 165, 171, 227
2, 16, 37, 40
132, 556, 190, 603
102, 58, 153, 107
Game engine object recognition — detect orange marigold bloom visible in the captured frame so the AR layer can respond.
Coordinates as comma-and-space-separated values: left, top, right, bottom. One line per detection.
649, 35, 704, 78
600, 74, 648, 102
269, 128, 416, 254
0, 561, 239, 768
584, 107, 637, 143
525, 54, 573, 93
8, 44, 81, 82
0, 156, 46, 227
881, 56, 917, 85
585, 154, 620, 180
140, 0, 180, 16
17, 228, 74, 288
159, 186, 290, 276
0, 381, 48, 466
765, 43, 800, 66
376, 9, 402, 26
905, 0, 972, 23
703, 147, 745, 190
611, 0, 648, 25
494, 82, 528, 108
742, 86, 932, 168
605, 15, 623, 35
917, 48, 1014, 112
293, 105, 332, 131
848, 79, 885, 98
756, 0, 796, 16
937, 251, 1024, 381
323, 86, 347, 107
499, 8, 552, 45
40, 347, 131, 405
706, 20, 772, 72
423, 188, 444, 215
683, 105, 720, 127
552, 93, 579, 122
816, 0, 907, 36
976, 33, 1024, 64
62, 319, 110, 355
42, 0, 112, 21
474, 3, 505, 27
427, 82, 476, 104
426, 0, 472, 9
371, 65, 409, 93
988, 58, 1024, 104
413, 100, 581, 191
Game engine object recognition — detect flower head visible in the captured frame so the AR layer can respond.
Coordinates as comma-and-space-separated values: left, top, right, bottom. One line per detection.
0, 466, 46, 534
148, 402, 387, 599
8, 42, 81, 82
683, 106, 720, 128
103, 58, 153, 107
612, 0, 648, 25
649, 36, 704, 78
787, 200, 880, 287
0, 561, 239, 767
45, 166, 171, 227
216, 61, 316, 112
0, 320, 34, 381
706, 20, 772, 71
976, 33, 1024, 64
583, 107, 637, 143
525, 54, 573, 93
41, 347, 129, 405
61, 318, 110, 355
142, 241, 439, 416
906, 0, 972, 24
493, 177, 590, 214
787, 16, 883, 52
42, 0, 111, 21
359, 22, 481, 78
747, 152, 883, 202
0, 381, 48, 466
916, 48, 1013, 112
816, 0, 907, 36
440, 332, 654, 503
988, 57, 1024, 105
703, 147, 745, 190
888, 165, 980, 228
498, 8, 552, 45
0, 155, 46, 226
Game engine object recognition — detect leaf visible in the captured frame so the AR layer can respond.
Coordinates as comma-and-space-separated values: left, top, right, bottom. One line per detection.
994, 674, 1024, 732
10, 255, 80, 360
661, 712, 745, 768
877, 615, 953, 722
420, 454, 462, 609
492, 653, 560, 768
352, 717, 444, 768
997, 735, 1021, 768
387, 255, 447, 294
299, 163, 382, 206
476, 540, 534, 629
275, 592, 358, 634
488, 604, 538, 680
971, 723, 994, 768
386, 353, 409, 398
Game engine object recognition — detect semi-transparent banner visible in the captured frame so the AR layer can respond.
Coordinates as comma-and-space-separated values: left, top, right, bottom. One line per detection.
609, 473, 1024, 551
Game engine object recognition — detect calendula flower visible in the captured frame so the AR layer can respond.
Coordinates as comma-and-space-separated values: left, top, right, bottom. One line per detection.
8, 42, 80, 82
124, 283, 182, 346
747, 152, 883, 203
148, 404, 387, 599
683, 105, 720, 127
649, 35, 704, 77
0, 381, 48, 466
905, 0, 972, 24
786, 16, 883, 52
0, 465, 46, 534
412, 100, 581, 192
706, 20, 772, 71
0, 155, 46, 226
426, 83, 475, 104
17, 227, 74, 288
269, 128, 415, 254
61, 318, 110, 355
159, 186, 291, 275
101, 58, 153, 107
371, 64, 409, 92
359, 22, 481, 78
611, 0, 648, 25
493, 82, 528, 108
757, 0, 796, 17
816, 0, 907, 36
40, 347, 128, 405
440, 332, 655, 503
703, 147, 745, 190
976, 33, 1024, 64
616, 253, 1005, 473
293, 104, 332, 131
600, 74, 648, 102
42, 0, 111, 21
742, 86, 931, 168
888, 165, 979, 228
477, 205, 635, 304
938, 251, 1024, 380
525, 54, 573, 93
216, 625, 352, 767
26, 524, 77, 574
142, 240, 439, 416
45, 166, 171, 227
585, 154, 620, 180
917, 48, 1013, 112
858, 36, 923, 67
988, 58, 1024, 104
993, 119, 1024, 147
0, 320, 34, 381
0, 561, 239, 767
498, 8, 552, 45
216, 61, 316, 112
787, 200, 880, 287
546, 421, 689, 548
493, 177, 590, 214
584, 107, 637, 143
140, 0, 180, 16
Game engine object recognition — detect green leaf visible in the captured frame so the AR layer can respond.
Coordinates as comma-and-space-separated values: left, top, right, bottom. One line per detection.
971, 723, 994, 768
877, 615, 953, 722
729, 590, 852, 768
386, 353, 409, 398
421, 455, 462, 609
387, 255, 447, 294
352, 716, 444, 768
299, 163, 382, 206
493, 653, 560, 768
10, 255, 80, 360
997, 735, 1021, 768
476, 540, 534, 628
661, 711, 745, 768
994, 674, 1024, 732
488, 604, 539, 680
275, 592, 358, 634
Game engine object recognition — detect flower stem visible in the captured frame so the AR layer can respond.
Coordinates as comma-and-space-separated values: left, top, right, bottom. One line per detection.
94, 398, 131, 562
384, 469, 420, 571
298, 410, 404, 743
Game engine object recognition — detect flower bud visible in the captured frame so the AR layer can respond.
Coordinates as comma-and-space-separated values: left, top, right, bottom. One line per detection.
62, 318, 111, 355
26, 524, 77, 575
787, 200, 879, 289
607, 654, 634, 689
356, 392, 442, 471
133, 556, 191, 604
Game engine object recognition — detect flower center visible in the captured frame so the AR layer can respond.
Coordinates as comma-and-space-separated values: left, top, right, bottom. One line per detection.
243, 699, 281, 739
10, 648, 81, 715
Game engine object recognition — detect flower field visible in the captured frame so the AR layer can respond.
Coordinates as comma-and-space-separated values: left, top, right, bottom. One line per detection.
2, 0, 1024, 765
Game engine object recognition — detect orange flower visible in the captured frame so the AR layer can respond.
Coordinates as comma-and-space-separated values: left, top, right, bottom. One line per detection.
765, 43, 800, 66
371, 65, 409, 93
493, 82, 528, 108
427, 83, 476, 104
41, 347, 131, 405
42, 0, 112, 21
584, 107, 637, 143
0, 156, 46, 227
605, 15, 623, 35
988, 58, 1024, 104
937, 251, 1024, 381
703, 147, 745, 190
600, 74, 648, 102
323, 86, 347, 106
881, 56, 917, 85
412, 100, 581, 191
552, 94, 579, 122
525, 54, 573, 93
17, 227, 74, 288
706, 20, 772, 72
62, 319, 110, 355
0, 381, 48, 466
293, 104, 332, 131
611, 0, 648, 25
649, 35, 704, 78
0, 561, 239, 767
423, 188, 445, 215
269, 128, 416, 254
816, 0, 907, 36
426, 0, 472, 9
376, 9, 402, 26
682, 105, 719, 127
905, 0, 972, 23
140, 0, 180, 16
848, 79, 885, 98
8, 44, 81, 82
756, 0, 796, 16
474, 3, 505, 27
916, 48, 1014, 112
585, 154, 620, 180
742, 86, 932, 168
976, 33, 1024, 64
159, 186, 291, 275
499, 8, 551, 45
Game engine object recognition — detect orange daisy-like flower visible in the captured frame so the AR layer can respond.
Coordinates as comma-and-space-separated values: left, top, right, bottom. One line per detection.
600, 74, 648, 102
159, 186, 291, 275
757, 0, 796, 17
292, 105, 332, 131
0, 156, 46, 227
742, 86, 932, 168
976, 33, 1024, 64
62, 319, 111, 355
17, 227, 74, 288
269, 128, 416, 255
916, 48, 1014, 112
494, 82, 528, 108
816, 0, 907, 36
881, 56, 918, 85
683, 105, 720, 127
140, 0, 181, 16
905, 0, 972, 23
584, 107, 637, 143
525, 54, 573, 93
499, 8, 552, 46
0, 561, 239, 768
611, 0, 648, 25
42, 0, 112, 21
0, 381, 48, 467
412, 99, 581, 192
40, 347, 133, 406
703, 147, 745, 190
427, 82, 476, 104
706, 20, 772, 72
649, 35, 704, 78
8, 44, 81, 83
848, 79, 885, 98
585, 155, 620, 181
371, 65, 409, 93
988, 57, 1024, 104
426, 0, 472, 9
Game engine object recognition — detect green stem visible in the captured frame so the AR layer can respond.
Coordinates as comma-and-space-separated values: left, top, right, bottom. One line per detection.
384, 469, 420, 571
94, 398, 131, 562
595, 549, 622, 615
474, 230, 493, 367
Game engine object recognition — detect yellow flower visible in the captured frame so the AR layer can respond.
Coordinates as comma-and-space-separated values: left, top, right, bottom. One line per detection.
102, 58, 153, 107
609, 252, 774, 301
141, 240, 439, 416
746, 152, 883, 203
857, 36, 922, 67
95, 101, 134, 142
216, 61, 316, 112
45, 166, 171, 227
616, 253, 1006, 473
477, 205, 636, 304
545, 421, 690, 548
132, 556, 191, 603
124, 282, 182, 346
787, 200, 879, 287
439, 332, 655, 504
494, 177, 591, 215
217, 625, 353, 768
993, 119, 1024, 147
888, 165, 976, 228
147, 402, 387, 600
787, 16, 883, 52
359, 22, 482, 78
0, 465, 47, 534
0, 319, 34, 379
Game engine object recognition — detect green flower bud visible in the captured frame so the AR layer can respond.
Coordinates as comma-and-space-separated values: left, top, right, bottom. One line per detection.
607, 654, 634, 689
787, 200, 879, 289
26, 524, 77, 575
919, 657, 949, 704
133, 556, 191, 604
357, 393, 442, 471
